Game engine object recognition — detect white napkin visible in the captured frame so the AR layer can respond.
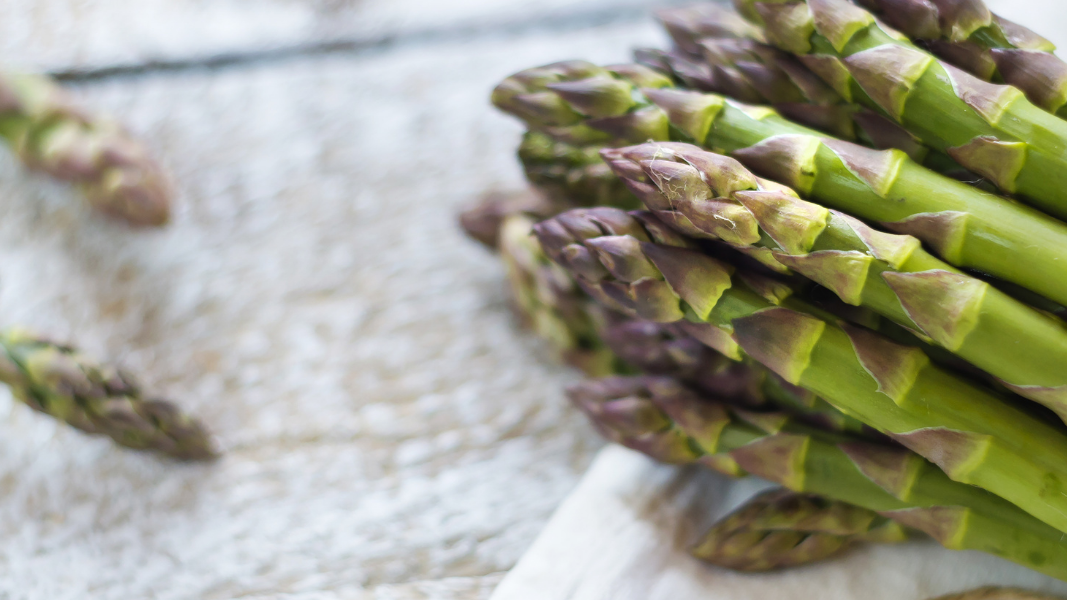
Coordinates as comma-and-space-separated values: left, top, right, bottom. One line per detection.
492, 445, 1067, 600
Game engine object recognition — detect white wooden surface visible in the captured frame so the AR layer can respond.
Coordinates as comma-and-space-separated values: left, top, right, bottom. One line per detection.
0, 7, 674, 600
0, 0, 687, 72
0, 0, 1063, 598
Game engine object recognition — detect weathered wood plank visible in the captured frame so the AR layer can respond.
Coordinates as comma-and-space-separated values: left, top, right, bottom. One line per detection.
0, 0, 689, 72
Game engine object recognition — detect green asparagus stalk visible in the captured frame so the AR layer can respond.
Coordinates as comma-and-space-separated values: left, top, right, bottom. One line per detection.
638, 42, 978, 182
602, 318, 758, 401
732, 0, 1067, 218
0, 328, 215, 460
518, 131, 638, 209
535, 206, 1067, 533
462, 196, 872, 430
498, 211, 618, 376
692, 488, 908, 571
853, 0, 1067, 119
604, 317, 880, 435
491, 61, 1067, 307
0, 72, 171, 227
458, 190, 556, 250
653, 5, 1003, 182
465, 192, 752, 379
570, 375, 1067, 580
930, 589, 1065, 600
602, 140, 1067, 422
658, 3, 768, 56
653, 6, 932, 156
646, 41, 871, 144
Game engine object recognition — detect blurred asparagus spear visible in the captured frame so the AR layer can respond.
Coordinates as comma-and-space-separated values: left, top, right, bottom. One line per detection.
731, 0, 1067, 219
930, 589, 1065, 600
0, 328, 216, 460
0, 71, 171, 226
458, 190, 556, 250
693, 488, 907, 571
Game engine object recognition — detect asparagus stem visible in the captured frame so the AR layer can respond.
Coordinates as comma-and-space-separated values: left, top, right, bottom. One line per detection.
651, 5, 941, 162
498, 211, 619, 376
535, 206, 1067, 534
657, 3, 768, 54
853, 0, 1067, 119
0, 72, 171, 226
458, 190, 556, 250
731, 0, 1067, 219
463, 196, 874, 432
0, 329, 216, 460
929, 588, 1065, 600
490, 60, 1067, 307
518, 131, 638, 209
570, 375, 1067, 580
692, 488, 908, 571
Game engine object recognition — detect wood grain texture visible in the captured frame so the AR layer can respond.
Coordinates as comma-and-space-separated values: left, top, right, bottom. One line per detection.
0, 0, 691, 72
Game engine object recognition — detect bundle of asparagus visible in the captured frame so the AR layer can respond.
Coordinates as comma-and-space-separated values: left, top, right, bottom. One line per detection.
465, 0, 1067, 584
462, 197, 902, 567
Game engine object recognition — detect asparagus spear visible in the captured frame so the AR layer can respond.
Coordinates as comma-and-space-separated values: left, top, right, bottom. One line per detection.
653, 6, 929, 154
643, 41, 867, 144
692, 488, 907, 571
491, 61, 1067, 307
570, 375, 1067, 580
657, 3, 768, 55
518, 131, 637, 209
602, 318, 756, 400
535, 206, 1067, 533
853, 0, 1067, 119
930, 589, 1065, 600
498, 211, 618, 376
463, 196, 874, 431
499, 212, 871, 425
0, 328, 215, 460
731, 0, 1067, 218
0, 72, 171, 227
605, 317, 881, 435
602, 140, 1067, 422
459, 190, 556, 250
638, 42, 978, 182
